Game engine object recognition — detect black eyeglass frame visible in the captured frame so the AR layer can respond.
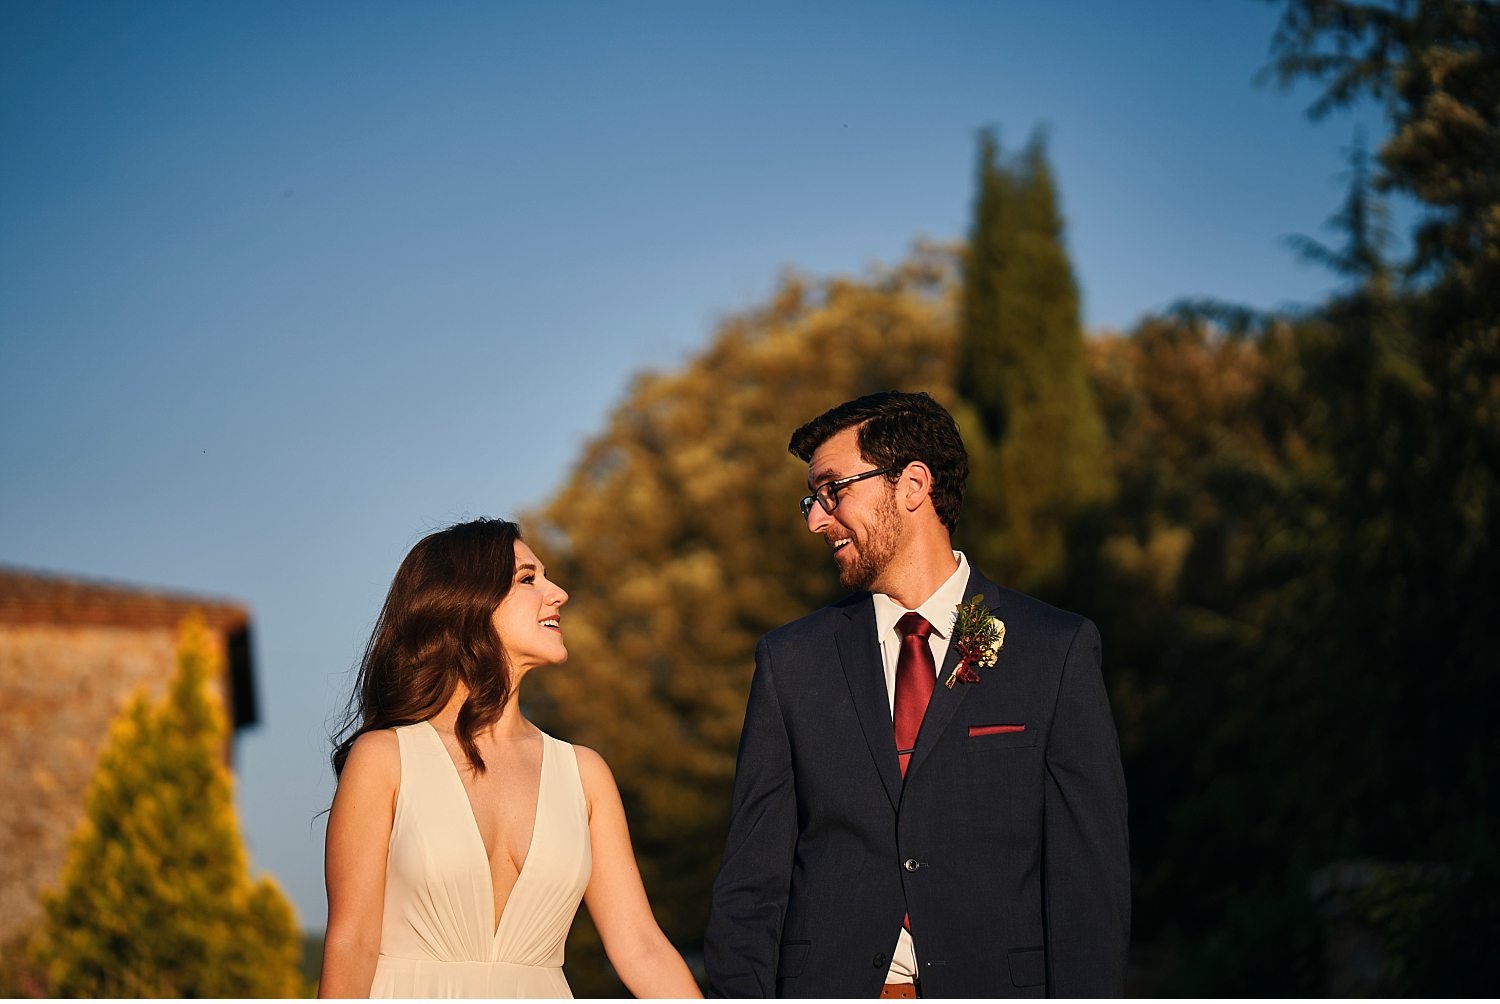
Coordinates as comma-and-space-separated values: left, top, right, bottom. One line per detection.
800, 465, 899, 519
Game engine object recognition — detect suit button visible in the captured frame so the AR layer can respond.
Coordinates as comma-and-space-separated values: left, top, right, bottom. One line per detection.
873, 951, 888, 969
904, 858, 920, 872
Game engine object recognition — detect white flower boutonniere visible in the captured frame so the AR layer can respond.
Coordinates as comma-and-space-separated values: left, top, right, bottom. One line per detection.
944, 593, 1005, 689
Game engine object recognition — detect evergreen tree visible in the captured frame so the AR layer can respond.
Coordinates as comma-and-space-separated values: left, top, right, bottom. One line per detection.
1268, 0, 1499, 868
1111, 1, 1500, 989
28, 617, 306, 998
1269, 0, 1500, 294
957, 129, 1014, 442
1284, 132, 1394, 294
955, 128, 1111, 594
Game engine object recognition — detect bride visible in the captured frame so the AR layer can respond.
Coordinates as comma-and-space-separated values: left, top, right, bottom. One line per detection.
318, 518, 701, 998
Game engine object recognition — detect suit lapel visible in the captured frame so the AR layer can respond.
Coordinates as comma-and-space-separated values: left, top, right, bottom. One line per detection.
834, 596, 903, 810
906, 570, 1001, 783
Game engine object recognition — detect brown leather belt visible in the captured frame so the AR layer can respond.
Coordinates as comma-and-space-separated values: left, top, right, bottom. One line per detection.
879, 983, 919, 998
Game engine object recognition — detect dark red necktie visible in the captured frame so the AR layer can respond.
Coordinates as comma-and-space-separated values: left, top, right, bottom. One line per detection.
894, 612, 936, 778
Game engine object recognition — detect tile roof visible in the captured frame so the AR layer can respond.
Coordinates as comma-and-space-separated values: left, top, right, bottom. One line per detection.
0, 565, 249, 631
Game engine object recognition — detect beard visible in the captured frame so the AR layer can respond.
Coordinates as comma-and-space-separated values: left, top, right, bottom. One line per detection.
834, 490, 902, 592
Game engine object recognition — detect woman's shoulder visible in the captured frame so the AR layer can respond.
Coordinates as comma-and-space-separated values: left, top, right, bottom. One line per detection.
340, 727, 403, 785
567, 741, 607, 772
562, 742, 619, 802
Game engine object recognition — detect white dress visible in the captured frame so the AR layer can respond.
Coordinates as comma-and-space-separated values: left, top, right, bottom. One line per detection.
370, 721, 592, 998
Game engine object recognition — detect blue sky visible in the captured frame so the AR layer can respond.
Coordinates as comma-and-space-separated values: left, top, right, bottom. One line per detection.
1, 1, 1395, 930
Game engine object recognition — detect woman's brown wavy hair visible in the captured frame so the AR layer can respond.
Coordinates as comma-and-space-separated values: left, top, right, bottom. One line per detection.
331, 517, 522, 777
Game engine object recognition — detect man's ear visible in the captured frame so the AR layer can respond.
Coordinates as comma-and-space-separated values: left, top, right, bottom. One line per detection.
899, 461, 934, 514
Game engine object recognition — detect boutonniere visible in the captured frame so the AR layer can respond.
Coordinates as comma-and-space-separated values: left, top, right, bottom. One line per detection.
944, 594, 1005, 689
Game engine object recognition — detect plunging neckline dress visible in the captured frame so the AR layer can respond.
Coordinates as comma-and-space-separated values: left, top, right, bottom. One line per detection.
369, 721, 593, 998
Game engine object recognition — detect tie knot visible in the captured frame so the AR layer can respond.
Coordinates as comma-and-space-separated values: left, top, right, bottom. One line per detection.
897, 612, 933, 641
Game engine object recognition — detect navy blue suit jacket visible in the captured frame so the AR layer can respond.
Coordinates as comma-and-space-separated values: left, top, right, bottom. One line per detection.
705, 569, 1129, 997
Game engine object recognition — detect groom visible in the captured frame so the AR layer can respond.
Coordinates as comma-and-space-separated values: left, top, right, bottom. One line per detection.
705, 391, 1129, 998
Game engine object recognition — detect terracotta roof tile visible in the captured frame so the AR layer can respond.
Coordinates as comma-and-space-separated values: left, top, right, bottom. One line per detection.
0, 566, 249, 631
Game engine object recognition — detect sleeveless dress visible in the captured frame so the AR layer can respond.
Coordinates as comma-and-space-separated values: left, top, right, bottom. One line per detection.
370, 721, 593, 998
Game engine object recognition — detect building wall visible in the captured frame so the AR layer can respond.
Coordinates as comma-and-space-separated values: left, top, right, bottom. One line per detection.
0, 622, 234, 946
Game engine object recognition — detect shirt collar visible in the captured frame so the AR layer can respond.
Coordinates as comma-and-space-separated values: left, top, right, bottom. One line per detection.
872, 550, 971, 641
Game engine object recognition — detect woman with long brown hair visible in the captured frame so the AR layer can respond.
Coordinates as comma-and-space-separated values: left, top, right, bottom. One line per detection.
318, 518, 700, 998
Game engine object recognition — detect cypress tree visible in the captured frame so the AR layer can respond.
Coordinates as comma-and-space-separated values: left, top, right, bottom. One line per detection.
957, 129, 1015, 443
28, 617, 306, 997
956, 128, 1110, 594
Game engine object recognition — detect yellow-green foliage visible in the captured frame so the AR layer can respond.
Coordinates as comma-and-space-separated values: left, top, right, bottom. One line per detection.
28, 616, 307, 997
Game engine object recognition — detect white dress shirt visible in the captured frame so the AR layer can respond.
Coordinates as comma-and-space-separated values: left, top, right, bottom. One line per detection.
869, 550, 971, 984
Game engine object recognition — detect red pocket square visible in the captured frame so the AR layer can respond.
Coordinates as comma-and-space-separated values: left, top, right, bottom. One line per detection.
969, 723, 1026, 737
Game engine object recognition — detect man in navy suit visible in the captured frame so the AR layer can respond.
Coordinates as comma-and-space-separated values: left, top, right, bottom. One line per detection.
705, 391, 1129, 998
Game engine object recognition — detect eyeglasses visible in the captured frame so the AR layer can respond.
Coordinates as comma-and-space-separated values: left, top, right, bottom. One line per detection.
800, 466, 898, 519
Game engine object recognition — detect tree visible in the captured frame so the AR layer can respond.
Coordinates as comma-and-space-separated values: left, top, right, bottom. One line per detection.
955, 128, 1111, 594
1267, 9, 1500, 782
1069, 313, 1320, 969
1268, 0, 1500, 292
1284, 131, 1395, 294
1267, 0, 1499, 867
524, 250, 959, 994
28, 617, 306, 997
1101, 2, 1500, 988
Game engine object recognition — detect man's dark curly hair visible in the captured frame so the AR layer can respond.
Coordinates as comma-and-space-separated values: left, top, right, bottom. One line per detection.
788, 390, 969, 531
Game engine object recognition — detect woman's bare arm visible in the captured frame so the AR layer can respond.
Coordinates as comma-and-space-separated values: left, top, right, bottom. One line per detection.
318, 730, 399, 998
577, 747, 702, 999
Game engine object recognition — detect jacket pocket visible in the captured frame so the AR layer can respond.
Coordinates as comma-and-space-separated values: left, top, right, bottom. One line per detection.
966, 725, 1038, 752
778, 940, 810, 979
1008, 946, 1045, 988
968, 723, 1025, 737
